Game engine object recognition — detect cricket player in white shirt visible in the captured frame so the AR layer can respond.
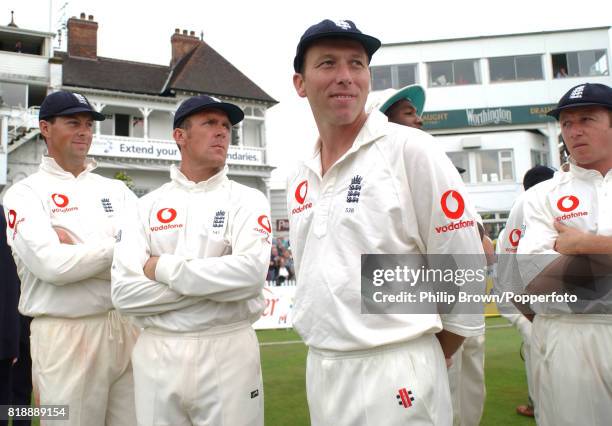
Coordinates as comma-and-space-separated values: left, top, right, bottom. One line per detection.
3, 90, 139, 426
289, 19, 485, 425
495, 165, 556, 419
517, 82, 612, 426
111, 95, 271, 426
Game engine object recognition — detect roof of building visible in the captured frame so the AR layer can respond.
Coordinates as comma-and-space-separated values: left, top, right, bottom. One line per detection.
167, 42, 276, 103
382, 26, 612, 47
58, 52, 169, 96
57, 41, 277, 104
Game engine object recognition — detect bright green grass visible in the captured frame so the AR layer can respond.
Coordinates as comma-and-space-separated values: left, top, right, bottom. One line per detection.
258, 316, 535, 426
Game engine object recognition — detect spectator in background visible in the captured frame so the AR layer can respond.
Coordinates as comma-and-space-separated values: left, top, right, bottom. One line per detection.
556, 67, 568, 78
283, 249, 295, 281
277, 257, 290, 285
267, 245, 280, 282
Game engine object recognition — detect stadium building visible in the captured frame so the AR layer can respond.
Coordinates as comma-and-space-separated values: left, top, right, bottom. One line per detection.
370, 26, 611, 237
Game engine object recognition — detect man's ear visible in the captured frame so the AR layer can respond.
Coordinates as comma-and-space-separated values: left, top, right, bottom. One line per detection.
39, 120, 51, 139
173, 127, 186, 150
293, 73, 307, 98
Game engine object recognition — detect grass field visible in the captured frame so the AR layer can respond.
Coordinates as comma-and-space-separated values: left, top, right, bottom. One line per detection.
258, 316, 536, 426
19, 316, 534, 425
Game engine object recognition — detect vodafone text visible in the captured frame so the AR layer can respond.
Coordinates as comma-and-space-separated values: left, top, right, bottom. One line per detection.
291, 202, 313, 215
555, 211, 588, 222
150, 223, 183, 232
51, 206, 79, 214
435, 219, 475, 234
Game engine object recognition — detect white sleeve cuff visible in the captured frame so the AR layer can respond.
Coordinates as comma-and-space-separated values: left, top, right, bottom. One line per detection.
155, 253, 181, 286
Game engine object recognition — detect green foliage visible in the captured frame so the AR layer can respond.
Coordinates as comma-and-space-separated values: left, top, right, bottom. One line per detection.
113, 171, 135, 191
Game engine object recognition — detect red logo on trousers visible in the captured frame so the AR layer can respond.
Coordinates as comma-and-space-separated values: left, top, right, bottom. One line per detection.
396, 387, 415, 408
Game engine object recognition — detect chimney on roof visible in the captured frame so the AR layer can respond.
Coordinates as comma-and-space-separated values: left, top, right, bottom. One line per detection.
8, 10, 18, 28
171, 28, 200, 68
67, 13, 98, 59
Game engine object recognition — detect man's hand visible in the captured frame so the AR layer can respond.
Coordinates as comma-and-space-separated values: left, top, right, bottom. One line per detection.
554, 222, 586, 255
144, 256, 160, 281
54, 227, 75, 244
435, 329, 466, 359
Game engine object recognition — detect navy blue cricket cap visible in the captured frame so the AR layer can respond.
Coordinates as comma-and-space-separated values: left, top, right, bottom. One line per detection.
547, 83, 612, 120
173, 95, 244, 129
39, 91, 105, 121
523, 165, 555, 191
293, 19, 381, 73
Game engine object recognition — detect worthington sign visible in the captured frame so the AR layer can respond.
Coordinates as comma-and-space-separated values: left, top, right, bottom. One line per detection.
422, 104, 556, 130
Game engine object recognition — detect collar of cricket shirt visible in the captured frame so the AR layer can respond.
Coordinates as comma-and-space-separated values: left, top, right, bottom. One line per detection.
304, 110, 388, 177
40, 155, 97, 179
170, 164, 228, 191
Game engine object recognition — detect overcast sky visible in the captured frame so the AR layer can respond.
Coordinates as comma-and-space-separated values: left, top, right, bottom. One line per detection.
4, 0, 611, 185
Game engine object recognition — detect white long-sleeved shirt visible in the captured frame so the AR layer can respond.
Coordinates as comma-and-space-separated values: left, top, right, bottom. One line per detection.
518, 160, 612, 315
287, 110, 486, 352
3, 157, 135, 318
111, 165, 270, 332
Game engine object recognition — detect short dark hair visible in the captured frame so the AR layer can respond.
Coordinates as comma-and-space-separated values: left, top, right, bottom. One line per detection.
177, 116, 192, 131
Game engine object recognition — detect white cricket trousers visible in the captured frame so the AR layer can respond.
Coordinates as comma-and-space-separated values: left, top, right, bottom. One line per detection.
532, 315, 612, 426
131, 321, 263, 426
447, 334, 486, 426
306, 334, 452, 426
30, 310, 139, 426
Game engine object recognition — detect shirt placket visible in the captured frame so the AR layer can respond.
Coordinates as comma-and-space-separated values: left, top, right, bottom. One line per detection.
598, 176, 612, 235
312, 170, 337, 239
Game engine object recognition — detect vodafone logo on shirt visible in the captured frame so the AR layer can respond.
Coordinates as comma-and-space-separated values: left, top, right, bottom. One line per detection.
6, 209, 24, 239
151, 208, 183, 232
291, 180, 313, 215
254, 215, 272, 243
503, 228, 522, 253
52, 193, 69, 207
7, 209, 17, 228
295, 181, 308, 204
50, 193, 78, 213
258, 215, 272, 233
440, 190, 465, 220
435, 189, 474, 234
554, 195, 588, 222
508, 228, 521, 247
556, 195, 579, 212
157, 208, 177, 223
